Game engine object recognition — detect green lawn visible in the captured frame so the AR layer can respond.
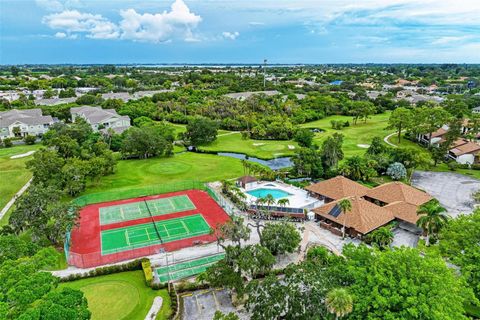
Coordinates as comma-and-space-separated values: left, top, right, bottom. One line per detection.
0, 144, 41, 211
85, 152, 244, 194
200, 132, 299, 159
300, 112, 393, 158
59, 271, 171, 320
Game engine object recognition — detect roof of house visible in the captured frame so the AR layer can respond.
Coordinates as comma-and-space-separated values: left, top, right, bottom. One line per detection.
430, 127, 448, 138
305, 176, 369, 200
364, 182, 433, 207
237, 176, 257, 184
0, 109, 54, 127
313, 196, 395, 235
71, 106, 130, 125
384, 201, 421, 224
450, 140, 480, 156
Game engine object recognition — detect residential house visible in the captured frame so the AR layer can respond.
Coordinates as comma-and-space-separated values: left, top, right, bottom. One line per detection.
70, 106, 131, 134
237, 176, 258, 190
472, 106, 480, 114
447, 139, 480, 164
0, 109, 54, 138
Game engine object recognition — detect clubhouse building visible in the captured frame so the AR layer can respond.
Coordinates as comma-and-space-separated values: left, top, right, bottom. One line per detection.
306, 176, 432, 238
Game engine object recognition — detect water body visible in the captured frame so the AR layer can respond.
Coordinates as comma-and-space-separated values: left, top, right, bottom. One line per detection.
217, 152, 292, 170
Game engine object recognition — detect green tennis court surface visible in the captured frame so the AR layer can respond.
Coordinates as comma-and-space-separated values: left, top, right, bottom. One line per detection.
99, 195, 196, 225
156, 253, 225, 283
101, 214, 210, 255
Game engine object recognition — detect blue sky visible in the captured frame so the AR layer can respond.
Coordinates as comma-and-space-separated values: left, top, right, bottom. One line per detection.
1, 0, 480, 64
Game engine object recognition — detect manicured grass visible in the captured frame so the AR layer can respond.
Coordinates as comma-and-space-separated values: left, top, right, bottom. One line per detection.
200, 132, 299, 159
85, 152, 244, 194
300, 112, 393, 158
0, 144, 41, 211
59, 271, 171, 320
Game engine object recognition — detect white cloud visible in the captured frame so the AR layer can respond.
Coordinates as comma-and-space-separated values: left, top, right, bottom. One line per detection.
35, 0, 82, 12
119, 0, 201, 43
43, 10, 119, 39
222, 31, 240, 40
42, 0, 202, 43
431, 36, 471, 45
249, 22, 265, 26
54, 32, 67, 38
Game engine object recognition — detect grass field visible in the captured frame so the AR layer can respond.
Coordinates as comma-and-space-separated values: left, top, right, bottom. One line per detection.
101, 214, 211, 255
99, 195, 195, 225
300, 112, 393, 157
0, 144, 40, 211
85, 152, 244, 195
59, 271, 171, 320
200, 132, 299, 159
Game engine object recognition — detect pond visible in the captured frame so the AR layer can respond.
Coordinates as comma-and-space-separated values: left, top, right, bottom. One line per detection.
217, 152, 292, 170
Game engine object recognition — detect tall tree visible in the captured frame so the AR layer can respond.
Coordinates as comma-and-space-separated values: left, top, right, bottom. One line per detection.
261, 222, 301, 255
338, 199, 352, 239
321, 133, 344, 169
387, 107, 413, 143
417, 199, 449, 246
184, 116, 219, 146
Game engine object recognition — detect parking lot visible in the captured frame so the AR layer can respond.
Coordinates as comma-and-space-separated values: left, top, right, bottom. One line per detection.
412, 171, 480, 217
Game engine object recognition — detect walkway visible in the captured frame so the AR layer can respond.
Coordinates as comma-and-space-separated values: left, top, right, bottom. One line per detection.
296, 221, 343, 262
0, 178, 32, 220
384, 132, 397, 147
217, 131, 239, 137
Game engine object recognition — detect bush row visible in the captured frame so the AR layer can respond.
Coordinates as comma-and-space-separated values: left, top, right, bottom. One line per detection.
59, 259, 144, 282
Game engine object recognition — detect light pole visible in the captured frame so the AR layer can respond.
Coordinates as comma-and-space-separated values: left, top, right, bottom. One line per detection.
263, 59, 267, 90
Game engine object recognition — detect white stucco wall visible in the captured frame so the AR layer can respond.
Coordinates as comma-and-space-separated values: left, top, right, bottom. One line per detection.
456, 154, 475, 165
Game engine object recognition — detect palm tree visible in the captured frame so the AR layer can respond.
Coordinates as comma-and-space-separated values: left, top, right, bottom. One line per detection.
277, 198, 290, 209
264, 194, 276, 212
325, 288, 353, 320
416, 200, 449, 246
338, 199, 352, 239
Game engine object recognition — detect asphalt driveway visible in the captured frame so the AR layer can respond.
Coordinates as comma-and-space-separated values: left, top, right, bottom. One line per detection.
411, 171, 480, 217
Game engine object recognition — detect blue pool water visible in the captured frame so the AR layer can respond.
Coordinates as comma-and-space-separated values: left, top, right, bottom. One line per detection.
246, 188, 292, 199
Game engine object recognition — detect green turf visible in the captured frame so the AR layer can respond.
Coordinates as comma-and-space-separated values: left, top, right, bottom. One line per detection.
0, 144, 41, 213
199, 131, 299, 159
300, 112, 393, 158
156, 253, 225, 283
99, 195, 196, 225
84, 152, 245, 195
101, 214, 211, 255
59, 270, 172, 320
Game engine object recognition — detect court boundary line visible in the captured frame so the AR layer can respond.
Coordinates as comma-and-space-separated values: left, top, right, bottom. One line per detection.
99, 195, 196, 225
100, 214, 210, 255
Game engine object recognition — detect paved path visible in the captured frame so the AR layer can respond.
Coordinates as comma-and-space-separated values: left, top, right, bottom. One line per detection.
384, 132, 397, 147
217, 131, 239, 137
0, 178, 32, 220
145, 297, 163, 320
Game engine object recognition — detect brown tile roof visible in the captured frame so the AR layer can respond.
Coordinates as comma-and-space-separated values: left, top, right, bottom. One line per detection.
313, 196, 395, 235
431, 127, 448, 138
450, 141, 480, 156
237, 176, 257, 184
305, 176, 369, 200
364, 182, 432, 207
384, 201, 420, 224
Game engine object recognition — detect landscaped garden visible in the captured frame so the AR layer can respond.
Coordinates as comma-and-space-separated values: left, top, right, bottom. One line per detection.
59, 271, 171, 320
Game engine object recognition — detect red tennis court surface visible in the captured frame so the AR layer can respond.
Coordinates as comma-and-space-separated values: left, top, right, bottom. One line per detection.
68, 189, 230, 268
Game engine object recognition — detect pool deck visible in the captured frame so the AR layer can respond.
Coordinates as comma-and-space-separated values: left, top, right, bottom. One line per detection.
242, 181, 322, 210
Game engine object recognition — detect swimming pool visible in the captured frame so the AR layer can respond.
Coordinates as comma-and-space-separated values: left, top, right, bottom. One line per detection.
246, 188, 292, 199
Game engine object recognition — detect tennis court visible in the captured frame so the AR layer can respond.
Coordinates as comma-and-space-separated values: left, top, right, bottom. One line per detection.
99, 195, 196, 225
156, 253, 225, 283
101, 214, 211, 255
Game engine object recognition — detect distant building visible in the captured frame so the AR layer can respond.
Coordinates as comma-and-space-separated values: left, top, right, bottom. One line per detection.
472, 106, 480, 114
329, 80, 343, 85
223, 90, 280, 100
0, 109, 54, 138
70, 106, 131, 134
447, 139, 480, 165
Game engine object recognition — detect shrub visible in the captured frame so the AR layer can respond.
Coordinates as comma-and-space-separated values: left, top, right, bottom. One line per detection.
24, 135, 36, 145
386, 162, 407, 180
447, 161, 458, 171
59, 259, 143, 282
3, 138, 13, 148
